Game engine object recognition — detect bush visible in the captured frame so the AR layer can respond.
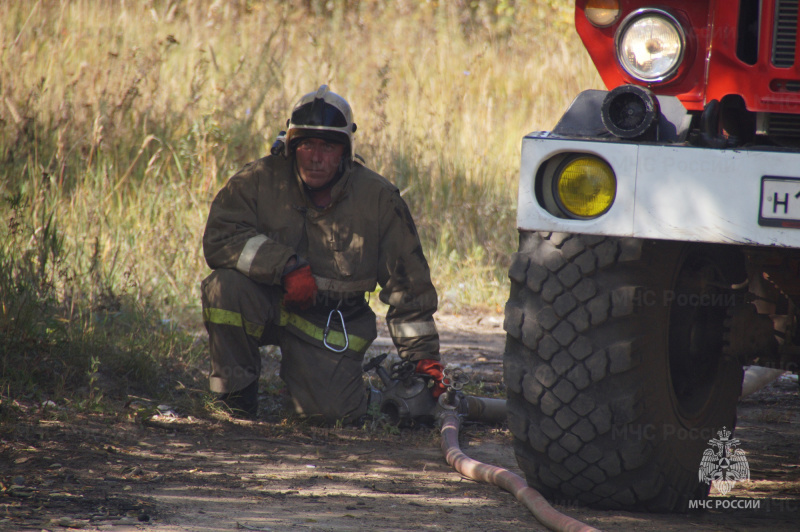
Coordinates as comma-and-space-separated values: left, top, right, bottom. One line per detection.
0, 0, 599, 407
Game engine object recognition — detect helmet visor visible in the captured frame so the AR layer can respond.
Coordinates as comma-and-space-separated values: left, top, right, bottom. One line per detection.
290, 100, 348, 128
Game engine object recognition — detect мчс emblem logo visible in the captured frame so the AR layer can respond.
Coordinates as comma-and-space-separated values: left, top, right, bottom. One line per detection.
698, 427, 750, 496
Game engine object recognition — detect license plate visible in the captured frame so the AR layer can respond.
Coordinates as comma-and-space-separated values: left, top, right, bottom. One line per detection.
759, 176, 800, 228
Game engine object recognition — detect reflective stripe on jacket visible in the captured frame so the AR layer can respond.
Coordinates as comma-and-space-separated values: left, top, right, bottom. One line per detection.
202, 305, 373, 354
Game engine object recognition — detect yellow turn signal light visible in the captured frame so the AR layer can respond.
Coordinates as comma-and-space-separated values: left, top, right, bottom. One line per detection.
585, 0, 620, 27
556, 156, 616, 218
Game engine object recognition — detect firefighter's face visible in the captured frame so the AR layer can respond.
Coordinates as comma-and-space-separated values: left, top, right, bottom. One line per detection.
295, 138, 345, 188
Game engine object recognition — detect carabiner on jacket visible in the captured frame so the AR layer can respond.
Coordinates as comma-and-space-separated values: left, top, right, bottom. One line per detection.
323, 303, 349, 353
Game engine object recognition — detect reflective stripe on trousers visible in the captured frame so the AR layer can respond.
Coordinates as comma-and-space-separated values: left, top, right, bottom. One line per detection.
203, 307, 265, 339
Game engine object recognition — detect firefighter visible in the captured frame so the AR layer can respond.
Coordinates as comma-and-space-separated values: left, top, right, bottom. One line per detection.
201, 85, 444, 422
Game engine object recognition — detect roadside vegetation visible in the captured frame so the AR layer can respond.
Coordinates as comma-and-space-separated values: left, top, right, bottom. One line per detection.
0, 0, 601, 411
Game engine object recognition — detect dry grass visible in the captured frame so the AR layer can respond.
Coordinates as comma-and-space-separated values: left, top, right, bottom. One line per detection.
0, 0, 602, 400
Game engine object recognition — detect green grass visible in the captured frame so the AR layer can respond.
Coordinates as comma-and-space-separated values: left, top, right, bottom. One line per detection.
0, 0, 602, 407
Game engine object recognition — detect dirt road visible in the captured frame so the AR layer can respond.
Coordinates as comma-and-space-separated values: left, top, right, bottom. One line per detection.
2, 313, 799, 531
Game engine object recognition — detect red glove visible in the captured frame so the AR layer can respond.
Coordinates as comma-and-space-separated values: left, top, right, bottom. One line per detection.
416, 359, 447, 399
282, 265, 317, 310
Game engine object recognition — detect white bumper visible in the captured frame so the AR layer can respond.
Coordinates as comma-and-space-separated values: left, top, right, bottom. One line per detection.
518, 134, 800, 248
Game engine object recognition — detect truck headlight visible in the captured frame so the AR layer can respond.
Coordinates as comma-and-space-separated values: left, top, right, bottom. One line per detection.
616, 9, 685, 82
555, 156, 616, 218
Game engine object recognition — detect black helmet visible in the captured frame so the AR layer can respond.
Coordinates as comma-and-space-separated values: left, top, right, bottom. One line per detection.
285, 85, 357, 160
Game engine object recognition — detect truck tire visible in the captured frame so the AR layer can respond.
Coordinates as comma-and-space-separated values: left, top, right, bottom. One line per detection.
503, 232, 745, 511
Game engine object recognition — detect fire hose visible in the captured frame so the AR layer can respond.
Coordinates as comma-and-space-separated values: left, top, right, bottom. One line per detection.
364, 354, 600, 532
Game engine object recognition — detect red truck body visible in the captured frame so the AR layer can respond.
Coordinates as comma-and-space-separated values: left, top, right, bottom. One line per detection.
576, 0, 800, 116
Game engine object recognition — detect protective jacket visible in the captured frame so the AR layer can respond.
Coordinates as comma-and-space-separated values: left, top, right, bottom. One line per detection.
203, 154, 440, 361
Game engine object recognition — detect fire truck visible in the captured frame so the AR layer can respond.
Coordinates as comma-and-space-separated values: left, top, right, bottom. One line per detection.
504, 0, 800, 511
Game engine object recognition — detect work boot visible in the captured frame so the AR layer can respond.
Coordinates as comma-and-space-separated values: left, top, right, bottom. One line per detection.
217, 380, 258, 419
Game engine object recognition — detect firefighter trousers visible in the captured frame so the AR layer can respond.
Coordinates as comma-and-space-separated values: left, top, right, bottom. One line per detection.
201, 269, 377, 423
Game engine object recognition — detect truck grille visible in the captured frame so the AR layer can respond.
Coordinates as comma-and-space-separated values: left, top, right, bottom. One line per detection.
773, 0, 799, 67
767, 113, 800, 136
